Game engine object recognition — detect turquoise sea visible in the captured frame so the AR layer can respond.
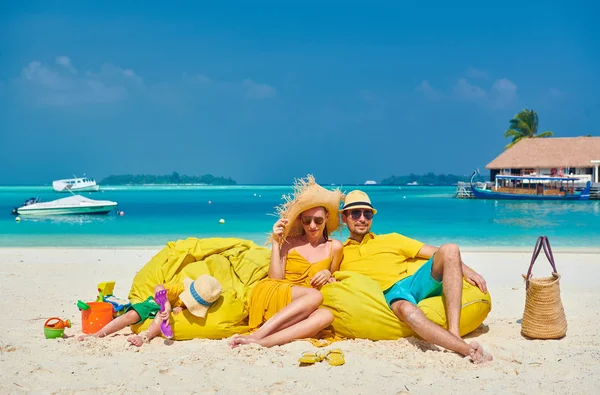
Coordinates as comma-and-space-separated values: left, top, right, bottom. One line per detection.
1, 185, 600, 248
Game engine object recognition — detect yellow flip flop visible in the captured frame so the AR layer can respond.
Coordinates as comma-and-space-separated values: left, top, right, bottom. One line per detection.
298, 351, 325, 365
325, 349, 345, 366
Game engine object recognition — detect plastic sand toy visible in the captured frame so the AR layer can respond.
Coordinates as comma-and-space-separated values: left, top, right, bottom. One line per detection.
154, 289, 174, 339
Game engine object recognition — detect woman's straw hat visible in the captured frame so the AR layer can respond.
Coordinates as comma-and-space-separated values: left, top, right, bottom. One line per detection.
339, 190, 378, 214
179, 275, 222, 318
273, 175, 344, 243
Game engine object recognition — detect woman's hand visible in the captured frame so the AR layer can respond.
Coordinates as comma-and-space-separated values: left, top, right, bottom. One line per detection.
272, 218, 289, 242
310, 269, 332, 289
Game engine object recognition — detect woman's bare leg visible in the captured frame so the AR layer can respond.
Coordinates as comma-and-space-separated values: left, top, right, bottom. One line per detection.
254, 308, 333, 347
235, 308, 333, 348
230, 287, 324, 348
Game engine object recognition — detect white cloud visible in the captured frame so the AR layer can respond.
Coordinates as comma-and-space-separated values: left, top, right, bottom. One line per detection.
18, 59, 139, 106
14, 57, 277, 107
243, 79, 277, 99
489, 78, 517, 108
121, 69, 143, 84
465, 66, 488, 79
418, 67, 518, 109
183, 73, 212, 85
55, 56, 77, 74
183, 73, 276, 100
452, 77, 517, 109
22, 61, 63, 89
453, 78, 487, 100
416, 80, 442, 101
96, 63, 143, 85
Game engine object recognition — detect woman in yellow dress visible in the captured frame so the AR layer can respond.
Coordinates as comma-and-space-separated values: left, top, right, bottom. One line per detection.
230, 176, 343, 348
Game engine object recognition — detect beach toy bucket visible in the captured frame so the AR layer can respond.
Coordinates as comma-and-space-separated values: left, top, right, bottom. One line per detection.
80, 302, 114, 334
44, 317, 71, 339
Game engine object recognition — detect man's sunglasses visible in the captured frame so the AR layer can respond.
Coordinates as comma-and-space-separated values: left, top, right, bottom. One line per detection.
348, 209, 374, 220
301, 216, 325, 225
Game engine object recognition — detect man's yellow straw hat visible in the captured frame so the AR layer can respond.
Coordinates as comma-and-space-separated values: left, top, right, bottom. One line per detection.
339, 190, 377, 214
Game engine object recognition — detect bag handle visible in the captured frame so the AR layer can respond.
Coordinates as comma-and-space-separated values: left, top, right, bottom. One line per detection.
541, 236, 558, 272
525, 236, 558, 289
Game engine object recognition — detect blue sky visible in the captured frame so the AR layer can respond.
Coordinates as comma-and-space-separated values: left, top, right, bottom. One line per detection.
0, 1, 598, 184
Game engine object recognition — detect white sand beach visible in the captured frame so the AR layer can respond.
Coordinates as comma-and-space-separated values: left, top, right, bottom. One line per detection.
1, 247, 599, 394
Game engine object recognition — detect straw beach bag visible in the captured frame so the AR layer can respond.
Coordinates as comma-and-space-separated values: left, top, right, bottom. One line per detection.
521, 236, 567, 339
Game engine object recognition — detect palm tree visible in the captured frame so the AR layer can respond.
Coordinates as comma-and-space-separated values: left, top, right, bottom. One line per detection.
504, 109, 554, 149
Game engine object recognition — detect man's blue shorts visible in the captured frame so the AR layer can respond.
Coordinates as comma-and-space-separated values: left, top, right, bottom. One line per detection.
383, 256, 443, 307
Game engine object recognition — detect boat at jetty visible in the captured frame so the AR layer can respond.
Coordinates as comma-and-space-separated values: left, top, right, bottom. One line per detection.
52, 177, 100, 193
470, 171, 591, 201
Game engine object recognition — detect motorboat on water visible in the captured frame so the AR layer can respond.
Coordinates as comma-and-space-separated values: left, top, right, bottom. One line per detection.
52, 177, 100, 193
12, 195, 118, 216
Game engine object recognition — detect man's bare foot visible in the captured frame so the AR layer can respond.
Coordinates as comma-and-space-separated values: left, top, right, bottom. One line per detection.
127, 335, 144, 347
468, 341, 493, 364
229, 335, 259, 348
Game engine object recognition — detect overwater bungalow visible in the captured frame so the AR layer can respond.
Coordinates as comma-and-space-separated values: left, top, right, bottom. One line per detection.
457, 137, 600, 199
486, 137, 600, 185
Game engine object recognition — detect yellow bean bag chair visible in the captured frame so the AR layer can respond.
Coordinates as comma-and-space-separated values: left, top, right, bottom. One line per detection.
128, 238, 491, 341
321, 269, 492, 340
128, 237, 270, 340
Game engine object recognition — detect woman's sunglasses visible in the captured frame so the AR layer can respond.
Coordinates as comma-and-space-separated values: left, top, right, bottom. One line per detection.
349, 209, 374, 220
301, 216, 325, 225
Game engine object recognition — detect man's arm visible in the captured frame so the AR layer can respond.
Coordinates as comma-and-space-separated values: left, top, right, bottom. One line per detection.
416, 244, 437, 259
416, 244, 488, 294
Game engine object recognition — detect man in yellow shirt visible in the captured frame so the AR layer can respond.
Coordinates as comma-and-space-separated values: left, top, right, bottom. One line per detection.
338, 190, 492, 363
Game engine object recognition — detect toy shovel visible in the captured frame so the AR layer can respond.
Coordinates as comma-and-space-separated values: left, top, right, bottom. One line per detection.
154, 290, 174, 339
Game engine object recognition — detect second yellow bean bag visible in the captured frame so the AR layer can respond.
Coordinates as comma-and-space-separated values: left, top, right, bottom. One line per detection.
321, 270, 491, 340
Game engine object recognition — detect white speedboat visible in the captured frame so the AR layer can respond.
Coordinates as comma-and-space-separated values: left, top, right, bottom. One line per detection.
53, 177, 100, 193
14, 195, 118, 216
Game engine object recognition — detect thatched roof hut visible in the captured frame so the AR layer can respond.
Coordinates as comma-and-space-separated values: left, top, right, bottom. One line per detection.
486, 137, 600, 170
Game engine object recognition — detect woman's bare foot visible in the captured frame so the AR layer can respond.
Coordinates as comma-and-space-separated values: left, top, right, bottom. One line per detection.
468, 341, 493, 364
229, 335, 259, 348
127, 335, 144, 347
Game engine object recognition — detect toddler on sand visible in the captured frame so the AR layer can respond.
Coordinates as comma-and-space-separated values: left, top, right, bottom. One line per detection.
78, 275, 221, 346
